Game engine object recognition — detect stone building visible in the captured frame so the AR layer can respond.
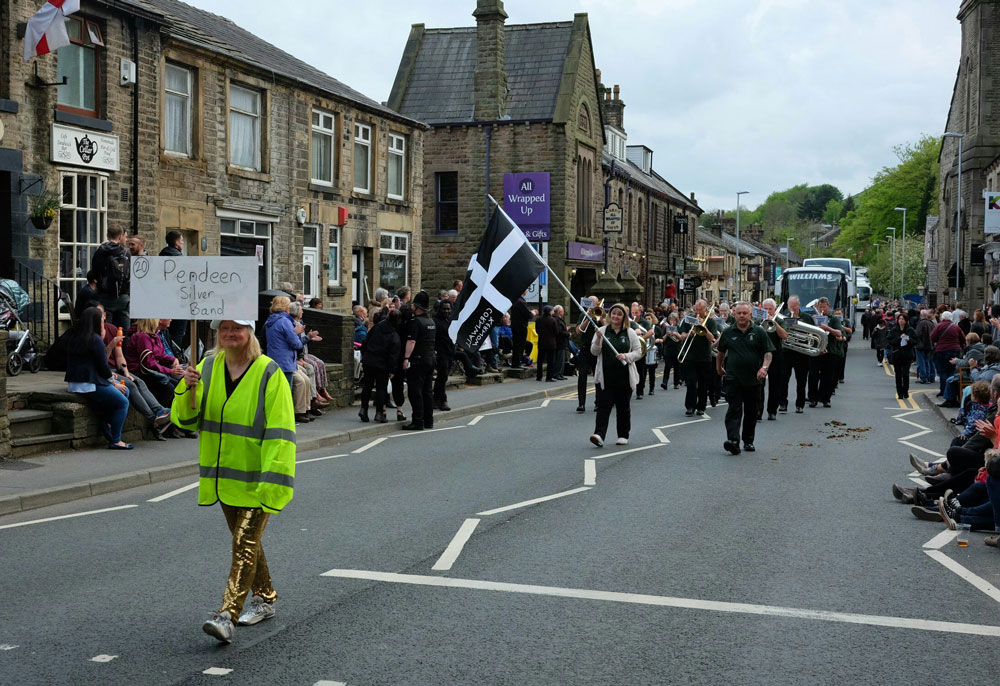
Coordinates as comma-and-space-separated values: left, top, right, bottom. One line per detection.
926, 0, 1000, 305
388, 0, 607, 308
0, 0, 425, 346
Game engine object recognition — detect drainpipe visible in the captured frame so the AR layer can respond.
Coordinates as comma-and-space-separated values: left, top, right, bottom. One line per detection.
484, 125, 492, 227
130, 16, 140, 235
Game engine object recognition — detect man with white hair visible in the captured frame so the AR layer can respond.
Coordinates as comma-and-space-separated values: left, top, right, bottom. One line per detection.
781, 295, 816, 413
758, 297, 788, 420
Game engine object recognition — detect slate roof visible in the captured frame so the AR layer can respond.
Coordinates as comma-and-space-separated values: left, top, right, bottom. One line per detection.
394, 22, 575, 124
602, 152, 702, 214
138, 0, 422, 126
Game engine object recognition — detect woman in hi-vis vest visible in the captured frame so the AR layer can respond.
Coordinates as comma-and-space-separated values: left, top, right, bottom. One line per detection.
172, 319, 296, 645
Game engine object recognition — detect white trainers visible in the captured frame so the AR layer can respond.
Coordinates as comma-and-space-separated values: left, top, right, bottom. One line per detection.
202, 611, 235, 643
589, 433, 604, 447
238, 595, 275, 626
615, 437, 629, 446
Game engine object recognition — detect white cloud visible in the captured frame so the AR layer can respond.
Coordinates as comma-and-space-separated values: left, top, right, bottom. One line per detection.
182, 0, 959, 213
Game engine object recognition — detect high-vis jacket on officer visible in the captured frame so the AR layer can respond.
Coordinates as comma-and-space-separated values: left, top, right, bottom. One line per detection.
172, 353, 296, 513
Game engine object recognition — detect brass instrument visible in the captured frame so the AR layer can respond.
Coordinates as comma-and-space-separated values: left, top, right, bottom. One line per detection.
588, 298, 605, 320
762, 311, 784, 334
677, 307, 716, 365
783, 319, 828, 356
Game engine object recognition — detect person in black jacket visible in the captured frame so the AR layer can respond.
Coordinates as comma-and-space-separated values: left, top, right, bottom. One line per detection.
887, 313, 917, 399
65, 306, 133, 449
159, 230, 189, 345
433, 300, 455, 411
509, 293, 532, 368
92, 226, 131, 330
535, 306, 558, 381
359, 309, 401, 423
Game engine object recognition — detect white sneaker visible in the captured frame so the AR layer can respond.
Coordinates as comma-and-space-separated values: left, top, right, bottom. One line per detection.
589, 433, 604, 447
202, 611, 235, 643
616, 437, 628, 445
238, 595, 275, 626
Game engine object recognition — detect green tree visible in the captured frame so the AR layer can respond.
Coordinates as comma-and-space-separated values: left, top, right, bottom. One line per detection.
798, 184, 843, 222
865, 237, 925, 299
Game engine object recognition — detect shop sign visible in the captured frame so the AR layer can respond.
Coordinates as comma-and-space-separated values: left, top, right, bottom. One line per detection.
986, 191, 1000, 235
503, 172, 550, 240
603, 203, 623, 234
567, 241, 604, 262
51, 123, 120, 171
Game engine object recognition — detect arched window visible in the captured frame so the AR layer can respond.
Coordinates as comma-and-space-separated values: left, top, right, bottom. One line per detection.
577, 103, 591, 136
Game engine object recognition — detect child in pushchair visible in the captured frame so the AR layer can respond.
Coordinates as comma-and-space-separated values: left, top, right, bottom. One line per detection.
0, 279, 42, 376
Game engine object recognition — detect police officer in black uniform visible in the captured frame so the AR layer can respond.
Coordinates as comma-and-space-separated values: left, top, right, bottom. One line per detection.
402, 291, 436, 430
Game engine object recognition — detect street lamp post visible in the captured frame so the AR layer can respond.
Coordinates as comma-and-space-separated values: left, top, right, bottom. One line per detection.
887, 228, 898, 303
943, 132, 964, 302
736, 191, 749, 301
784, 236, 795, 268
894, 206, 906, 302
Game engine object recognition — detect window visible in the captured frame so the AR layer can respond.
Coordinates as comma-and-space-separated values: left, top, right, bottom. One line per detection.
57, 17, 102, 117
576, 154, 593, 238
58, 172, 108, 317
220, 218, 271, 288
353, 123, 371, 193
379, 231, 409, 294
311, 110, 335, 185
435, 172, 458, 234
388, 133, 406, 200
328, 226, 341, 286
229, 84, 261, 170
164, 63, 193, 156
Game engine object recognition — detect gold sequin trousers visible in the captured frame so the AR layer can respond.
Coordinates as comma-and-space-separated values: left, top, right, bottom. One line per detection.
219, 505, 277, 619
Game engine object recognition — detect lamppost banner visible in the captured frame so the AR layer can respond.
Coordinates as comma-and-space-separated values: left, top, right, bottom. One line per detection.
503, 172, 550, 241
985, 191, 1000, 235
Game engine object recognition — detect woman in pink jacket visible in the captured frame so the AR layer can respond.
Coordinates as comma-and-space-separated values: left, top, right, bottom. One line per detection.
930, 311, 964, 398
125, 318, 185, 405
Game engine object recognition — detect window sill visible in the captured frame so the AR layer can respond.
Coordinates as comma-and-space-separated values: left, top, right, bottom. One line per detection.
351, 190, 375, 201
427, 234, 465, 243
161, 153, 206, 170
385, 196, 410, 208
54, 110, 113, 132
0, 99, 18, 114
227, 166, 271, 182
308, 182, 337, 194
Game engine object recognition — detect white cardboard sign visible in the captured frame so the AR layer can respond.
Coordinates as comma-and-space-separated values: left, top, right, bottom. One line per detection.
129, 256, 259, 320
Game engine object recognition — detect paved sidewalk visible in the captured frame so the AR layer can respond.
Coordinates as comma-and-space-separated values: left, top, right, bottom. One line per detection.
0, 375, 578, 516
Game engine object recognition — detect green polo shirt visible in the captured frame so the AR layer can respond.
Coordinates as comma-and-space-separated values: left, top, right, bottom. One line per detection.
718, 323, 775, 387
677, 315, 719, 363
815, 312, 845, 357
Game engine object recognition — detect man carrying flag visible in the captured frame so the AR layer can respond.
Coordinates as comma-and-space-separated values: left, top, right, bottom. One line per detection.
23, 0, 81, 62
448, 204, 545, 355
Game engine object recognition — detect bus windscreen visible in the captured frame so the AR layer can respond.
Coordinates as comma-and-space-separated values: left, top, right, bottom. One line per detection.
785, 272, 843, 308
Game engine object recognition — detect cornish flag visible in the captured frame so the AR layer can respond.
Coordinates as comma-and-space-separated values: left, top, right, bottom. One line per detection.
23, 0, 81, 62
449, 205, 545, 351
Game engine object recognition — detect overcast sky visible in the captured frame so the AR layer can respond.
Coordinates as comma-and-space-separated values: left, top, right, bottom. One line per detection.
184, 0, 960, 213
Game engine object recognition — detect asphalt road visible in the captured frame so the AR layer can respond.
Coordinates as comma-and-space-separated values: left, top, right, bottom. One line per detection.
3, 345, 1000, 685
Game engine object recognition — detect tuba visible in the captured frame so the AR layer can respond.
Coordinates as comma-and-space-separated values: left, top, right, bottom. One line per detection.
783, 320, 828, 356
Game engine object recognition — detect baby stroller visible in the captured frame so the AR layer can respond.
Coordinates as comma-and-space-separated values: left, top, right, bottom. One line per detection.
0, 279, 42, 376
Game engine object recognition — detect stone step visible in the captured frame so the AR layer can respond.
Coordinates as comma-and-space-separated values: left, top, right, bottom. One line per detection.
503, 367, 535, 379
9, 409, 54, 438
467, 372, 504, 386
11, 432, 76, 459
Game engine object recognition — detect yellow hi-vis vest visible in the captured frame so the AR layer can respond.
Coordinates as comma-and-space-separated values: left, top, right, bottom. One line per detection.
172, 352, 296, 513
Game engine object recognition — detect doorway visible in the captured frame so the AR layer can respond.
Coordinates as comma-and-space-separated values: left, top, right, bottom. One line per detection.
352, 247, 372, 306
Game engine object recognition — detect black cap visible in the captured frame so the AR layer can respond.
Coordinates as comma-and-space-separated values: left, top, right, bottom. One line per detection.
413, 290, 430, 310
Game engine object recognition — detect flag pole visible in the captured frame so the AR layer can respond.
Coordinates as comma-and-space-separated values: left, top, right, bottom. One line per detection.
487, 194, 619, 355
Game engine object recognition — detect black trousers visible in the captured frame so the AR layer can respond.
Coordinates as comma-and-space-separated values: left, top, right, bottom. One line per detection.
725, 381, 759, 444
783, 351, 811, 409
894, 358, 911, 398
594, 383, 632, 440
577, 352, 593, 407
661, 352, 681, 388
812, 354, 839, 403
406, 363, 434, 428
684, 360, 712, 411
537, 348, 555, 380
634, 360, 647, 395
434, 353, 453, 403
391, 365, 405, 408
947, 445, 985, 473
511, 325, 528, 367
757, 350, 784, 416
359, 365, 389, 413
639, 363, 657, 393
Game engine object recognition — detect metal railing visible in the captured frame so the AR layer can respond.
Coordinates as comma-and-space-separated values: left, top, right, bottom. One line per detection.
11, 260, 65, 351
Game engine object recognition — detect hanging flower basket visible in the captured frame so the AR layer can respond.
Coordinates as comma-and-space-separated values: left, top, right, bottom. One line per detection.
28, 191, 59, 231
30, 214, 53, 230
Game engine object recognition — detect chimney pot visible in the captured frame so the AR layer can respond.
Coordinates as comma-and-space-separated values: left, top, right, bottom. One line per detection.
613, 84, 620, 99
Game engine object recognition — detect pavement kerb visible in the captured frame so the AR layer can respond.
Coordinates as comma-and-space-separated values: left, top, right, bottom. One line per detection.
923, 395, 961, 438
0, 380, 576, 518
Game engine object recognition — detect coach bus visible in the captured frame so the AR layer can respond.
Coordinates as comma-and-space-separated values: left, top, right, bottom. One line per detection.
778, 266, 850, 318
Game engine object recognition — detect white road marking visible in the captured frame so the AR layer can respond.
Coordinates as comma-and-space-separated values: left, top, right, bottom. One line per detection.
924, 550, 1000, 604
467, 415, 483, 426
909, 477, 930, 488
319, 569, 1000, 637
147, 481, 198, 502
203, 667, 234, 675
0, 645, 18, 650
584, 459, 596, 486
591, 444, 666, 461
484, 406, 540, 416
0, 505, 138, 531
431, 518, 480, 571
297, 453, 349, 465
651, 428, 669, 444
313, 681, 347, 686
477, 487, 592, 516
899, 441, 945, 458
353, 437, 388, 454
90, 655, 117, 662
923, 529, 958, 549
540, 398, 552, 407
655, 416, 712, 430
391, 426, 466, 436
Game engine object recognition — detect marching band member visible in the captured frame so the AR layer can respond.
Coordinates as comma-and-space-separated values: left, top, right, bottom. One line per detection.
758, 298, 788, 420
589, 304, 643, 447
660, 311, 683, 390
717, 302, 774, 454
809, 297, 845, 408
678, 299, 719, 417
781, 295, 814, 413
575, 295, 602, 413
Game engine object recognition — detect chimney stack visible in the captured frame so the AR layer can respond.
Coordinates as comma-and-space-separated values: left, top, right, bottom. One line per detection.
473, 0, 509, 120
602, 83, 625, 132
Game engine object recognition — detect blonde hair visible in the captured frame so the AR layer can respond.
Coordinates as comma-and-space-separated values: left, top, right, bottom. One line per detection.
212, 324, 262, 362
270, 295, 291, 313
135, 318, 159, 334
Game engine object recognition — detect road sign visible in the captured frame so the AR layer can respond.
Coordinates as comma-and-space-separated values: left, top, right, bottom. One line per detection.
603, 203, 623, 234
673, 216, 688, 234
690, 276, 703, 288
130, 256, 259, 320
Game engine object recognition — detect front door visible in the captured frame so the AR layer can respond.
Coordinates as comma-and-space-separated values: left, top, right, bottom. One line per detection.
352, 248, 365, 305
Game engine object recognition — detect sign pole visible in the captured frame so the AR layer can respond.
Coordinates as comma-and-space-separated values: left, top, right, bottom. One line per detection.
189, 320, 198, 409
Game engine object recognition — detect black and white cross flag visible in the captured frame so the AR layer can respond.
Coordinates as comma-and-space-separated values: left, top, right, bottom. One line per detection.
449, 206, 545, 351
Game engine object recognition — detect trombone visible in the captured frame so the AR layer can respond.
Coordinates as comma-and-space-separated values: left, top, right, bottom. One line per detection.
677, 306, 716, 365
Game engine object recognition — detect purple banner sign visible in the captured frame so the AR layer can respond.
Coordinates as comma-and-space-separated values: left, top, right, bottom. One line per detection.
503, 172, 550, 241
568, 241, 604, 262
